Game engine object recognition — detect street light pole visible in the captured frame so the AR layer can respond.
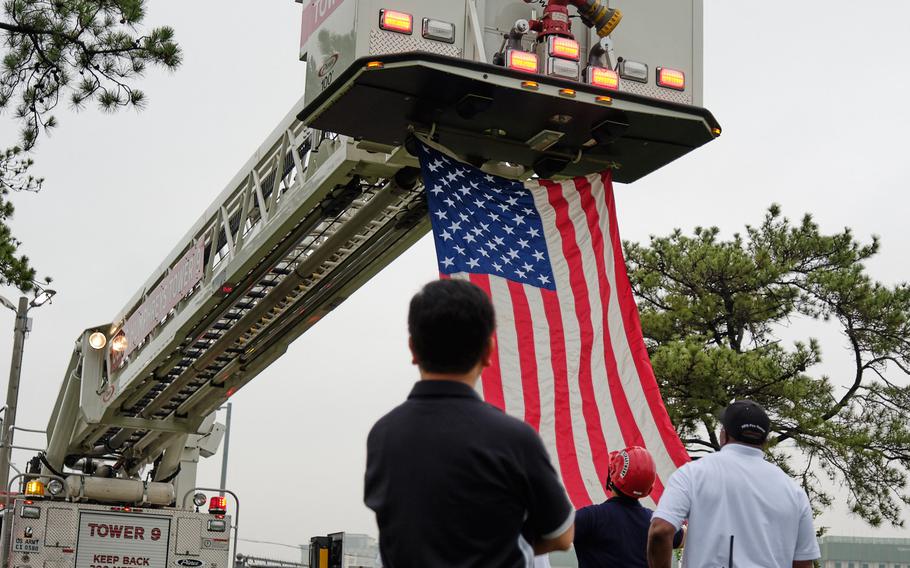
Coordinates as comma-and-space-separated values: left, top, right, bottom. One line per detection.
0, 297, 29, 492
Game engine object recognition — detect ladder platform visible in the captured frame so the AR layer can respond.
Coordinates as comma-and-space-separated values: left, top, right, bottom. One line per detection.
299, 53, 721, 183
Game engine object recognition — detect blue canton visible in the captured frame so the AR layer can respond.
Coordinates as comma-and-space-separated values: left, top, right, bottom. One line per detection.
418, 143, 556, 290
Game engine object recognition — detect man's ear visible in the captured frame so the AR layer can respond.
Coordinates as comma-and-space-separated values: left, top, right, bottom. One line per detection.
719, 427, 728, 447
480, 335, 496, 368
408, 336, 419, 366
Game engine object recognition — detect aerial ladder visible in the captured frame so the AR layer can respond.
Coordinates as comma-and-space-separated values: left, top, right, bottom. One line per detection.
1, 2, 719, 568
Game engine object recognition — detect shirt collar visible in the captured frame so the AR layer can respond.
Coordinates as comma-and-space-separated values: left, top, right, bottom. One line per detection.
408, 380, 481, 400
607, 494, 643, 507
721, 443, 765, 458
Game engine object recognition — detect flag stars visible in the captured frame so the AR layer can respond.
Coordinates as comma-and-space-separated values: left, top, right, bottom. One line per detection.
421, 144, 555, 290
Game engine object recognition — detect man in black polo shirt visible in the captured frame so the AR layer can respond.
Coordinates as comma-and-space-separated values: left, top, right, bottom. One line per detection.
364, 279, 575, 567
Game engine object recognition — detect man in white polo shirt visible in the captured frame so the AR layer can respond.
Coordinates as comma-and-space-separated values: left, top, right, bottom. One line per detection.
647, 400, 820, 568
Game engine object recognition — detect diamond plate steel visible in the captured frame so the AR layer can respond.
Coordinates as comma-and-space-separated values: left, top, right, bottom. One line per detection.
175, 517, 202, 556
44, 508, 77, 547
369, 30, 462, 58
619, 79, 692, 105
7, 500, 231, 568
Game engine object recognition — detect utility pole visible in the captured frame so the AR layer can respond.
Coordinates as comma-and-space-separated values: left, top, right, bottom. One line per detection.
0, 297, 29, 492
219, 402, 232, 495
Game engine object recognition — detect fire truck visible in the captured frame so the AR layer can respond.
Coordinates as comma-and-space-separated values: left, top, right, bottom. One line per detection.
0, 1, 719, 567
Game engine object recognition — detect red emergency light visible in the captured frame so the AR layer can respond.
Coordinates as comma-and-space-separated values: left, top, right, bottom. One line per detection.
209, 496, 227, 514
548, 37, 580, 61
657, 67, 685, 90
588, 67, 620, 90
379, 9, 413, 34
507, 50, 539, 74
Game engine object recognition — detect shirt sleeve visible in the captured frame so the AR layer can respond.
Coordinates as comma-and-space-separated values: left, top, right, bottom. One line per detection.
672, 527, 684, 549
652, 465, 691, 530
793, 488, 821, 561
522, 427, 575, 541
573, 505, 597, 544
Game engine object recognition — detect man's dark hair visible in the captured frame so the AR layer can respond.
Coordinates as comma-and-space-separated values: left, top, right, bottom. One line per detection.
408, 279, 495, 374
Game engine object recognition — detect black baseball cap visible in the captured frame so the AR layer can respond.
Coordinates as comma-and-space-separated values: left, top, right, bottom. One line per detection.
721, 400, 771, 444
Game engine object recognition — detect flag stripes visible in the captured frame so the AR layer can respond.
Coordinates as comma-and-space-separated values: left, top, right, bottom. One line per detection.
420, 143, 688, 510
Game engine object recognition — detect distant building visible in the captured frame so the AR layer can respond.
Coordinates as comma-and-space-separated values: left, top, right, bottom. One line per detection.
819, 535, 910, 568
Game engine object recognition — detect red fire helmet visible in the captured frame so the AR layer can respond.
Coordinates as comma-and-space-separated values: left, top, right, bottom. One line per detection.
607, 446, 657, 498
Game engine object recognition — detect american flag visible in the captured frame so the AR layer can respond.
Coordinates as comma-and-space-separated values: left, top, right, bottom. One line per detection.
418, 142, 689, 507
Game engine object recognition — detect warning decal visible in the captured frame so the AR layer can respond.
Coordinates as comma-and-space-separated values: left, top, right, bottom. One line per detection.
76, 512, 170, 568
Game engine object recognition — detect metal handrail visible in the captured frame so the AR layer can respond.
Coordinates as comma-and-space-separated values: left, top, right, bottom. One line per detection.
12, 425, 47, 434
182, 487, 241, 568
0, 444, 46, 452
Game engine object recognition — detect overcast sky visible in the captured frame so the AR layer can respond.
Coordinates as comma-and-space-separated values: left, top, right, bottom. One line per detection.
1, 0, 908, 560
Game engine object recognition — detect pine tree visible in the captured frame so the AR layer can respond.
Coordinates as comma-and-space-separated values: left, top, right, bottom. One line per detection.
0, 0, 180, 290
625, 205, 910, 527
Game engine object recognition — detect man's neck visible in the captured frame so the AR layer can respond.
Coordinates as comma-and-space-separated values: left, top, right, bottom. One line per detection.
723, 439, 764, 449
420, 371, 480, 388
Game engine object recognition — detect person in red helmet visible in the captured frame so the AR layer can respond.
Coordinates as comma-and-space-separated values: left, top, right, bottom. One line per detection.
573, 446, 684, 568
